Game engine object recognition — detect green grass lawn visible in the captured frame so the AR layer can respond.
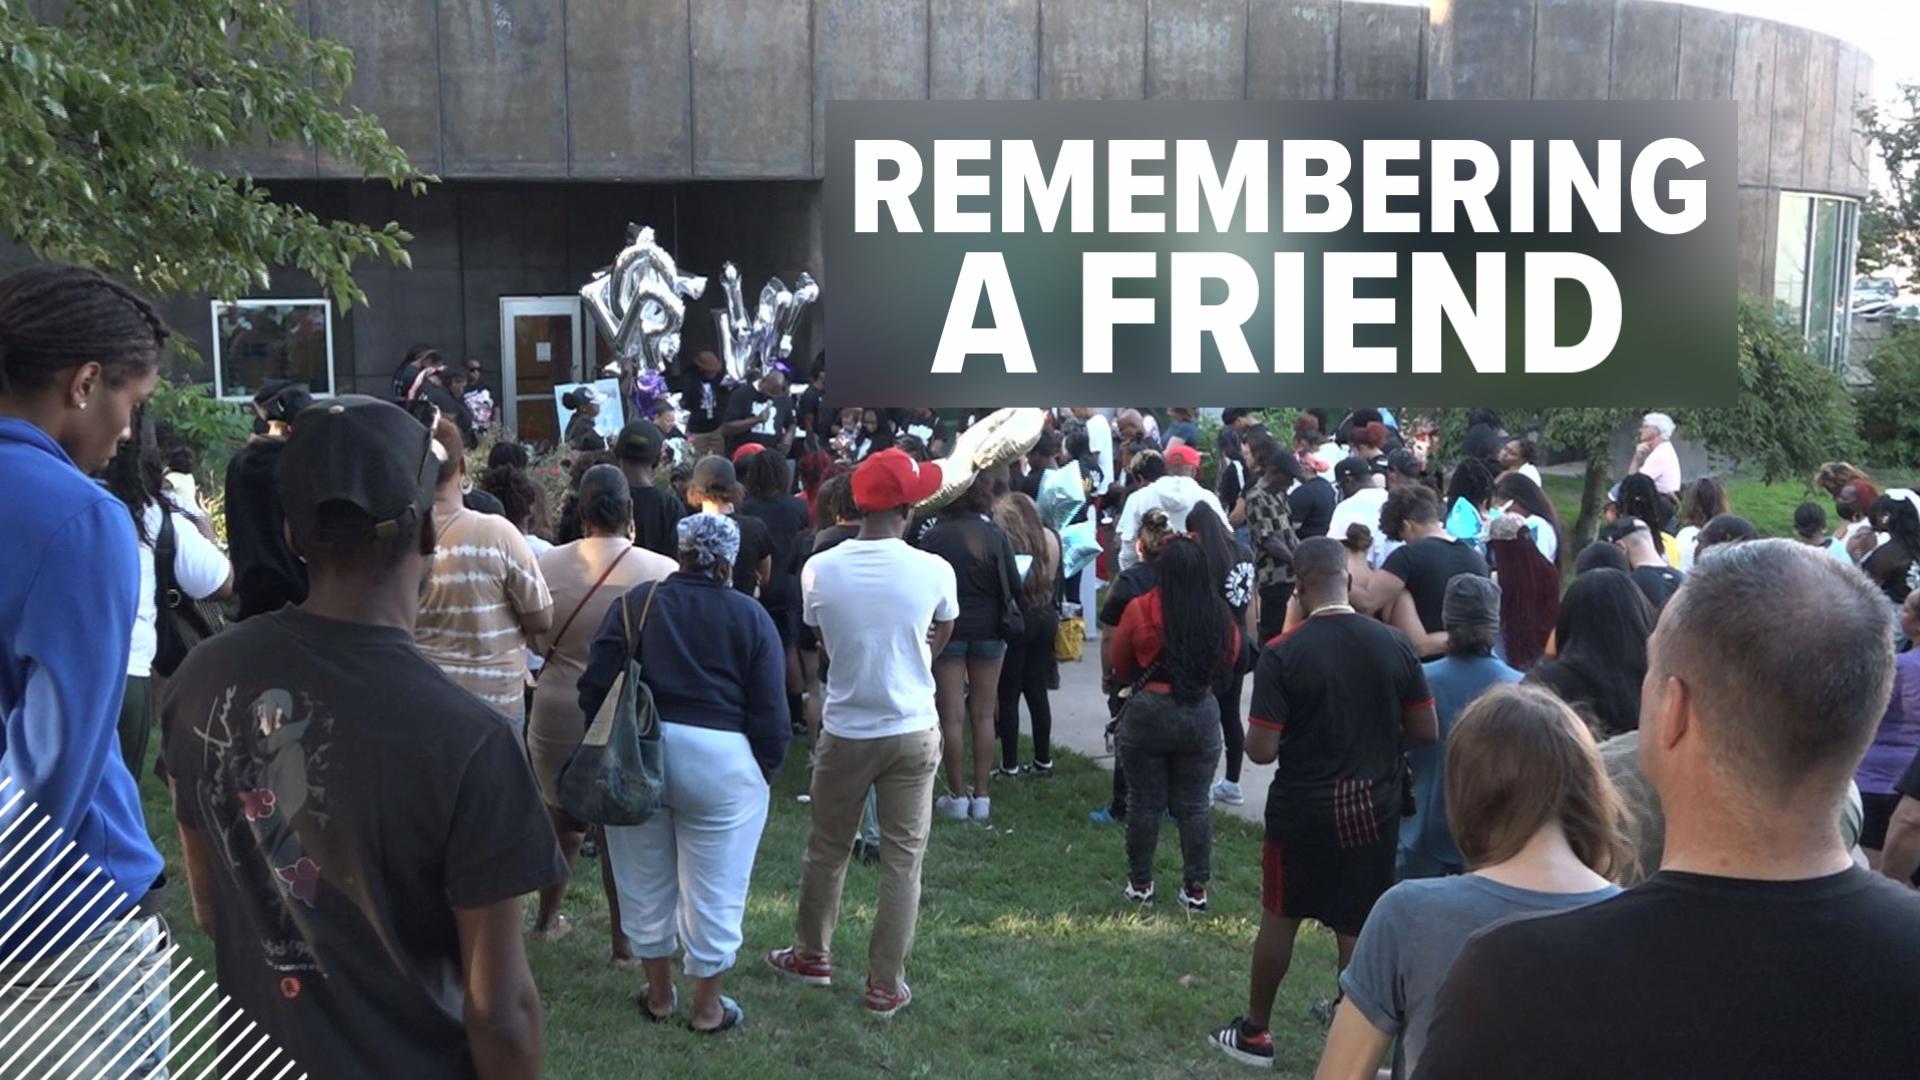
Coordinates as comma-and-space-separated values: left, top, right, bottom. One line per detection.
140, 740, 1339, 1078
1538, 469, 1915, 542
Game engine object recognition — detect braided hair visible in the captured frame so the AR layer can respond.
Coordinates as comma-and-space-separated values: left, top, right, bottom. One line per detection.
0, 264, 170, 395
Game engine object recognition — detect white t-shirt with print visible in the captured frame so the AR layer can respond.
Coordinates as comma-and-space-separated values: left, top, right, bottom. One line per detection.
131, 500, 231, 677
803, 537, 959, 740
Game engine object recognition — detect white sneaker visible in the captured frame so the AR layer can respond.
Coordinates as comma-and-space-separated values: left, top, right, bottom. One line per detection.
934, 794, 970, 820
1211, 779, 1245, 806
969, 795, 992, 821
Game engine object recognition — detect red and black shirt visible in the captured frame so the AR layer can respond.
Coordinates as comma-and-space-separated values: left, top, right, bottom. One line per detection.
1249, 613, 1432, 848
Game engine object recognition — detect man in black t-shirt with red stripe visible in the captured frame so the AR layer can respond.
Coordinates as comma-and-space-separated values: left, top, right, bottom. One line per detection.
1210, 537, 1437, 1068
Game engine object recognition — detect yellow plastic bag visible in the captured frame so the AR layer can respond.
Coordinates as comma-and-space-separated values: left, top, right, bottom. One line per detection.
1055, 615, 1086, 662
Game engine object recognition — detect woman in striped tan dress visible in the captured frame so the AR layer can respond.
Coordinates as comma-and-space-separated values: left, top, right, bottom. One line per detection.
415, 416, 554, 730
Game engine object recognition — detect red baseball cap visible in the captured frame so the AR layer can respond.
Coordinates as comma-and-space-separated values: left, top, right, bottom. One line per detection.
1165, 445, 1202, 468
851, 448, 944, 512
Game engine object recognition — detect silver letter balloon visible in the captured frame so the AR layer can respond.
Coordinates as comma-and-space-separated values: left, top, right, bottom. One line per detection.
580, 223, 707, 378
712, 263, 819, 382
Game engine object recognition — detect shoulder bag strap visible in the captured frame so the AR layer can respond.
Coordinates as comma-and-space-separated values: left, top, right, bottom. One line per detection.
154, 502, 180, 609
621, 580, 662, 658
536, 546, 633, 675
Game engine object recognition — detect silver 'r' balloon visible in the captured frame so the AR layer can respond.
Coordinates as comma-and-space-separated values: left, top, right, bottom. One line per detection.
579, 223, 706, 378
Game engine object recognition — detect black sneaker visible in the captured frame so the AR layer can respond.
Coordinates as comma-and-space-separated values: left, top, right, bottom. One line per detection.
1179, 885, 1208, 912
1208, 1017, 1274, 1068
851, 839, 881, 866
1030, 759, 1054, 776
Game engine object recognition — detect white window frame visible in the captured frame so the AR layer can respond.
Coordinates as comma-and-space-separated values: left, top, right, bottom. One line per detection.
208, 298, 336, 402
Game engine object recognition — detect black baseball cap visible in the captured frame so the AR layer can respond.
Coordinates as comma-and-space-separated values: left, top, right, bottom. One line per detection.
258, 381, 314, 422
1333, 455, 1373, 487
616, 419, 665, 464
279, 395, 440, 543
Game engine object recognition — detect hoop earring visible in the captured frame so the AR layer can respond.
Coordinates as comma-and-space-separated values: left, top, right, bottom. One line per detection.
460, 474, 473, 495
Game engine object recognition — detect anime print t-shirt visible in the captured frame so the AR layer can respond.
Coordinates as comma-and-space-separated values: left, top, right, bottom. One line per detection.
159, 607, 565, 1078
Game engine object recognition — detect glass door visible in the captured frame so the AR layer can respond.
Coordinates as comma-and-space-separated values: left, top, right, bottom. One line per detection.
498, 297, 584, 446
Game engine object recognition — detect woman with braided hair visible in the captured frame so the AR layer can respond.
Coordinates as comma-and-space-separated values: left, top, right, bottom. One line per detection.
0, 263, 175, 1074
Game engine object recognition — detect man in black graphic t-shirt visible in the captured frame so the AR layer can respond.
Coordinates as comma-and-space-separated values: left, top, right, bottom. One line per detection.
163, 397, 564, 1077
671, 349, 733, 459
1418, 541, 1920, 1079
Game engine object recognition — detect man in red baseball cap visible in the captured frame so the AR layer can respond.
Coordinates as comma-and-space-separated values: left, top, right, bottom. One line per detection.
768, 448, 957, 1017
1115, 442, 1226, 571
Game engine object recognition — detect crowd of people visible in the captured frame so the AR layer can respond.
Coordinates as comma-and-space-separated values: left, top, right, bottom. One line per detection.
4, 263, 1920, 1077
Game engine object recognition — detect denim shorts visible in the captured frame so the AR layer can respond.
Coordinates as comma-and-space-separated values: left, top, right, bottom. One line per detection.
939, 638, 1008, 661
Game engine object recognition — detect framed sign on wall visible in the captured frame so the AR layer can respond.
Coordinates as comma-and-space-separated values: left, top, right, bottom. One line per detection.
210, 298, 335, 402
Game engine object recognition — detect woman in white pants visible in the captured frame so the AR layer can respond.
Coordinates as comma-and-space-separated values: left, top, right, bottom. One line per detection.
579, 512, 792, 1034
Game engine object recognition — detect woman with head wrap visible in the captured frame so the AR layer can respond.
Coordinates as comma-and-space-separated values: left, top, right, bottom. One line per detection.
579, 512, 792, 1034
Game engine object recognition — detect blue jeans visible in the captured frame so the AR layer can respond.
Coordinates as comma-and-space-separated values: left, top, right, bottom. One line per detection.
0, 915, 169, 1076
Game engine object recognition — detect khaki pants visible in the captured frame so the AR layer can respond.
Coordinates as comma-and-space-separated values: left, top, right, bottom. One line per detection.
690, 429, 725, 459
793, 727, 940, 994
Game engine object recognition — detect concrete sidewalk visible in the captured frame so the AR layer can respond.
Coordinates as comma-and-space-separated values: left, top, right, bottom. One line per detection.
1042, 639, 1272, 826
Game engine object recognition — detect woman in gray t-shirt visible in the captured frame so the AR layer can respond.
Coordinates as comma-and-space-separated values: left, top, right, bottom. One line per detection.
1311, 684, 1627, 1080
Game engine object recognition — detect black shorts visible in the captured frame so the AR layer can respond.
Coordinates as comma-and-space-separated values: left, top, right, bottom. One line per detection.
1261, 832, 1397, 937
1862, 791, 1902, 850
764, 605, 798, 649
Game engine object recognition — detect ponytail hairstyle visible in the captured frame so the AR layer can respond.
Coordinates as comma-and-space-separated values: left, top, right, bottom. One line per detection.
577, 464, 633, 536
1135, 506, 1176, 564
0, 264, 170, 396
1340, 522, 1374, 554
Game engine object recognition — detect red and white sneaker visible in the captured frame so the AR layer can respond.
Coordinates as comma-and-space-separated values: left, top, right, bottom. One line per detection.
864, 979, 912, 1018
765, 947, 832, 987
1209, 1016, 1274, 1068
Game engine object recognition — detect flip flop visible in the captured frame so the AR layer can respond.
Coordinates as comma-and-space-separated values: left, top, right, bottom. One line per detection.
634, 985, 677, 1023
690, 996, 744, 1035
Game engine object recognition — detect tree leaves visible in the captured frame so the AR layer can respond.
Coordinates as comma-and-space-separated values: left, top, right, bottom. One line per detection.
0, 0, 433, 311
1859, 84, 1920, 289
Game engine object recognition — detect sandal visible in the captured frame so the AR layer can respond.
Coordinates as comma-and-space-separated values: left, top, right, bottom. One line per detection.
634, 985, 677, 1023
531, 913, 574, 942
690, 995, 744, 1035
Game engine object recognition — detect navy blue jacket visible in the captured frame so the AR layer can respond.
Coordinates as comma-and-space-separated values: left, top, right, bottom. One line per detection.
578, 571, 790, 779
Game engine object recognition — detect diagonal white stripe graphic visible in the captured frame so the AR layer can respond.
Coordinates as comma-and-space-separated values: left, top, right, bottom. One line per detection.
0, 776, 307, 1078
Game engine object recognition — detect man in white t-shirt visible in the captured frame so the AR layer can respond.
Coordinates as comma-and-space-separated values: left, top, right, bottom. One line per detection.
1326, 456, 1395, 569
770, 449, 957, 1019
1630, 412, 1682, 497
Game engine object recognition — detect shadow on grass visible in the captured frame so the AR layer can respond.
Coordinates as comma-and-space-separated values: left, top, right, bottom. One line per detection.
142, 735, 1338, 1078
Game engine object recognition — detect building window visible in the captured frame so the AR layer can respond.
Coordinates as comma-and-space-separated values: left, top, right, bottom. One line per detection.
1773, 193, 1859, 371
209, 299, 335, 401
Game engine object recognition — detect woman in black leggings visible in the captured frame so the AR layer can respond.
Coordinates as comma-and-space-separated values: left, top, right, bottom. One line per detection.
994, 493, 1062, 774
1188, 503, 1257, 807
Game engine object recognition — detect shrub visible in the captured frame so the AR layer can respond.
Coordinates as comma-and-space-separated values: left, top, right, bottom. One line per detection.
147, 379, 252, 485
1857, 331, 1920, 469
